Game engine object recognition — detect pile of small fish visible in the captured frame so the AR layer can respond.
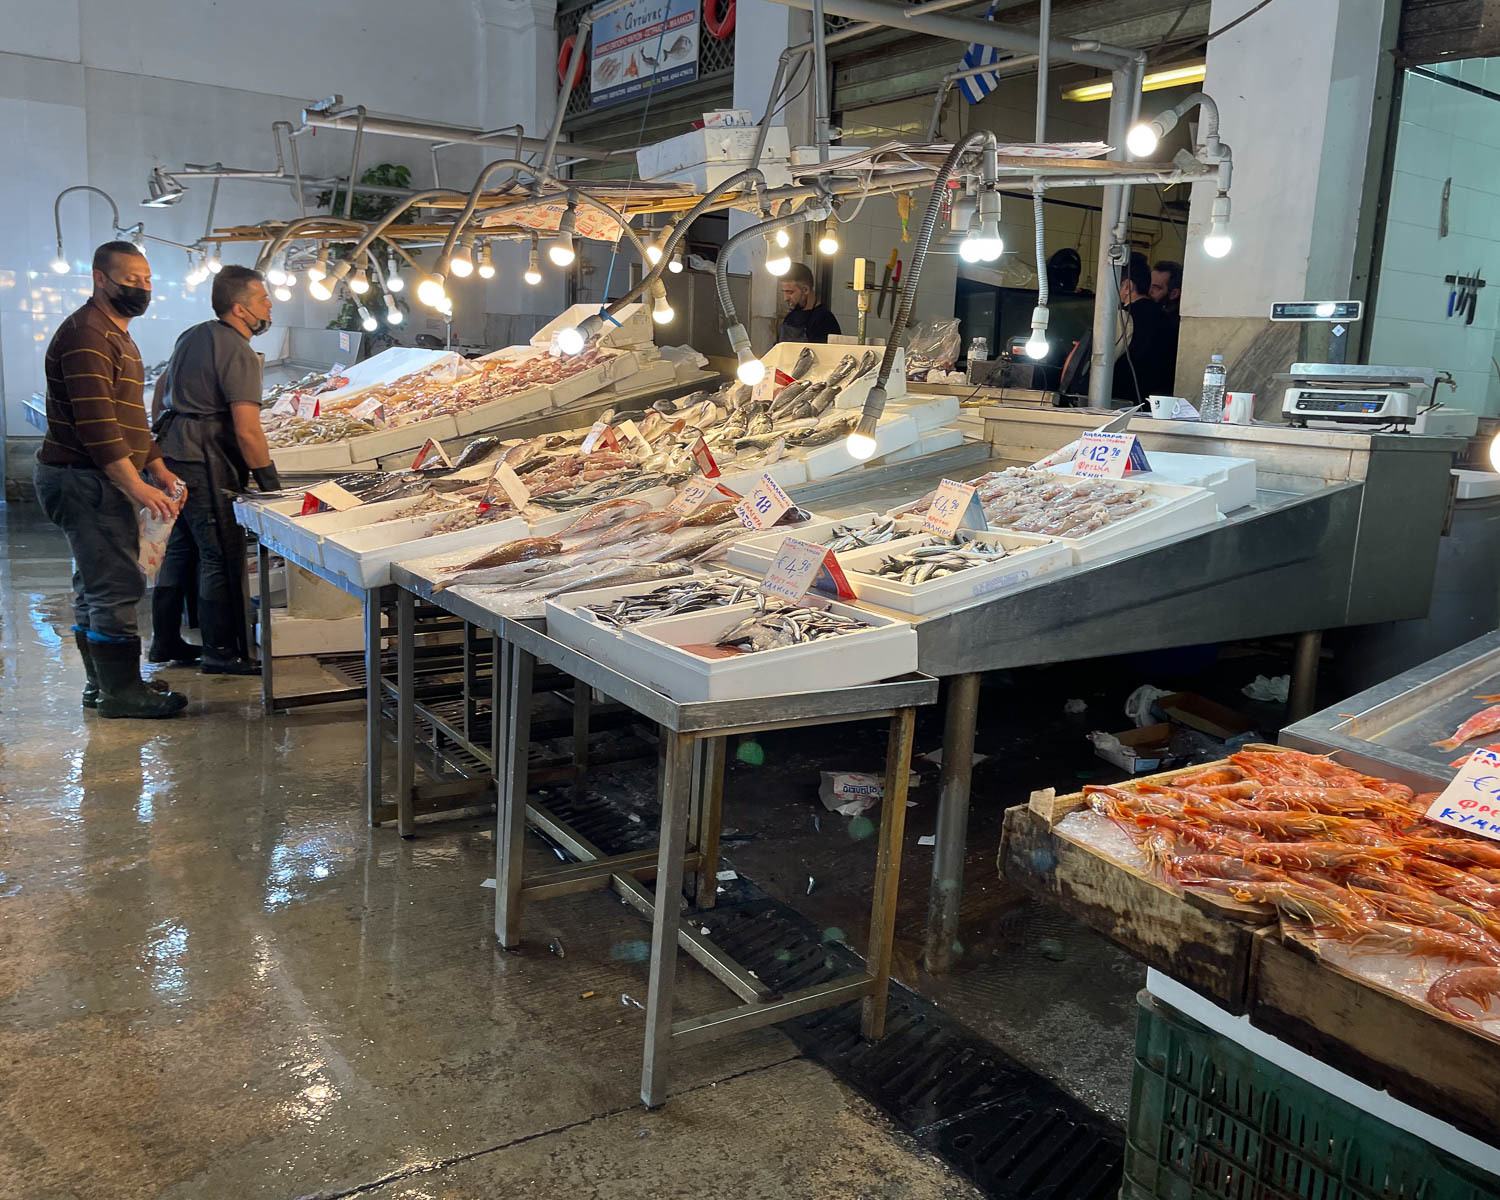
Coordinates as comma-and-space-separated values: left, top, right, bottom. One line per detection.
265, 413, 378, 448
1079, 746, 1500, 1026
903, 468, 1155, 537
824, 517, 899, 552
715, 604, 869, 654
865, 536, 1009, 585
262, 369, 345, 406
584, 576, 754, 627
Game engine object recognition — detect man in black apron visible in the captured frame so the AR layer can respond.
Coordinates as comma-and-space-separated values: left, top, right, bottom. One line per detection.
151, 265, 281, 674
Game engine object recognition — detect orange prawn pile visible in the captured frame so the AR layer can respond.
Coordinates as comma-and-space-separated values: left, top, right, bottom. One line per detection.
1085, 747, 1500, 1025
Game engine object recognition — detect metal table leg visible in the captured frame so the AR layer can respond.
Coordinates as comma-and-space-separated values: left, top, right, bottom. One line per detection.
462, 621, 479, 745
862, 706, 916, 1039
396, 588, 416, 838
572, 678, 591, 800
496, 642, 533, 948
695, 737, 726, 908
924, 671, 981, 975
364, 586, 385, 827
640, 730, 696, 1109
1290, 630, 1323, 721
258, 542, 274, 713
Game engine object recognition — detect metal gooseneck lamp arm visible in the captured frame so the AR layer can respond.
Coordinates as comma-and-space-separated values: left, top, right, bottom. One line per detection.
850, 131, 997, 454
715, 206, 825, 383
53, 185, 123, 269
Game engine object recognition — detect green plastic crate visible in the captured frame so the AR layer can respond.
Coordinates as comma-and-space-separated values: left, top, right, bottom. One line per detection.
1123, 991, 1500, 1200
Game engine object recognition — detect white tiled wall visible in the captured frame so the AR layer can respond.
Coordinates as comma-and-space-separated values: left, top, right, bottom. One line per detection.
1369, 61, 1500, 414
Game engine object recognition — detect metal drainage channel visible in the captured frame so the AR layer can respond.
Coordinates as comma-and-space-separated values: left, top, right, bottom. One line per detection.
531, 784, 1125, 1200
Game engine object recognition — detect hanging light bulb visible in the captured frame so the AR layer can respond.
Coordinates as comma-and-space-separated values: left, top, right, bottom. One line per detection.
524, 247, 543, 286
349, 268, 370, 295
649, 279, 674, 325
273, 283, 293, 302
644, 237, 663, 267
817, 218, 839, 256
959, 191, 1004, 263
416, 273, 448, 308
283, 270, 298, 287
357, 304, 378, 332
1024, 305, 1050, 360
186, 255, 209, 286
384, 294, 403, 325
436, 295, 454, 319
555, 326, 585, 355
265, 258, 287, 287
765, 232, 791, 276
308, 275, 334, 301
205, 253, 223, 274
476, 241, 496, 280
845, 414, 879, 461
384, 252, 404, 292
548, 204, 578, 267
307, 249, 329, 282
727, 324, 764, 386
958, 213, 986, 265
668, 245, 684, 274
450, 234, 475, 278
1202, 192, 1233, 259
774, 227, 790, 249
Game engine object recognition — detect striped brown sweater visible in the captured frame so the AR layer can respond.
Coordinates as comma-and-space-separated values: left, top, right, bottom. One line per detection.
39, 298, 161, 471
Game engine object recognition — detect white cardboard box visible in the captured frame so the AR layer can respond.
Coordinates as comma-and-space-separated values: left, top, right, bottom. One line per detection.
725, 512, 882, 573
637, 126, 791, 188
802, 413, 918, 480
836, 529, 1071, 616
1050, 450, 1257, 514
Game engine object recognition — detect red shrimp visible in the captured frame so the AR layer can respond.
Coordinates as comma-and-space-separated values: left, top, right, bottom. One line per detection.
1427, 967, 1500, 1020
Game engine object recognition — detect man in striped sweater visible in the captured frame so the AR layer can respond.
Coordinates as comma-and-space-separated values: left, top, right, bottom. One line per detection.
34, 241, 190, 719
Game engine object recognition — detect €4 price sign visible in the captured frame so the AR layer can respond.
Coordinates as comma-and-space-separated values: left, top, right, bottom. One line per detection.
1425, 747, 1500, 841
1073, 431, 1150, 479
922, 479, 987, 537
759, 536, 855, 603
733, 472, 794, 531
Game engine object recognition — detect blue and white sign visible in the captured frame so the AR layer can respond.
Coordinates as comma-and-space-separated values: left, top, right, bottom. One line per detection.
590, 0, 699, 109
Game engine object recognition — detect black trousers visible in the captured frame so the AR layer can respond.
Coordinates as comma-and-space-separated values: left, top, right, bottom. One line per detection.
34, 459, 144, 642
153, 459, 247, 658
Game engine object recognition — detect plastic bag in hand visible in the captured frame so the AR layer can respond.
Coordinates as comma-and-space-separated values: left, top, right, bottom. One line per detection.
137, 482, 184, 586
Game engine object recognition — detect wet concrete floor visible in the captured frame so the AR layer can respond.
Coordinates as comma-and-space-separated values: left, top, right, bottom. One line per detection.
0, 503, 980, 1199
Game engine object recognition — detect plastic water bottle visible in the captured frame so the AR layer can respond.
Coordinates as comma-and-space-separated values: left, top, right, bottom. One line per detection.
1199, 354, 1226, 423
967, 337, 989, 385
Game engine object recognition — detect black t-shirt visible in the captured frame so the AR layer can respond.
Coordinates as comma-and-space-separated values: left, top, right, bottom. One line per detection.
780, 303, 841, 344
1111, 297, 1174, 404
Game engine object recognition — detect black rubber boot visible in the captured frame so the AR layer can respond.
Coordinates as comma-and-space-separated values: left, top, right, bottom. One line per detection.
75, 630, 101, 709
148, 640, 203, 665
91, 638, 189, 719
201, 653, 260, 676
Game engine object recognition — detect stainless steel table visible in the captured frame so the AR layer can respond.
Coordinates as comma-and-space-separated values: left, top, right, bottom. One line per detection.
391, 566, 938, 1107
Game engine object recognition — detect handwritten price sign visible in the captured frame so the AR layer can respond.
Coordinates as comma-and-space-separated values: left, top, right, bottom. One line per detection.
299, 480, 363, 515
1073, 431, 1150, 479
922, 479, 987, 537
412, 438, 452, 470
1425, 747, 1500, 841
350, 397, 386, 425
294, 394, 321, 419
760, 536, 855, 602
581, 419, 620, 455
733, 473, 794, 531
690, 435, 720, 479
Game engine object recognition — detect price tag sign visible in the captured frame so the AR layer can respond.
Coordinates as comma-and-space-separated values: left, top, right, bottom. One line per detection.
269, 396, 297, 416
493, 463, 530, 510
617, 418, 653, 455
690, 435, 720, 479
581, 419, 620, 455
751, 367, 792, 408
1073, 431, 1150, 478
1424, 747, 1500, 841
412, 438, 453, 470
922, 479, 987, 537
294, 394, 321, 419
350, 397, 386, 424
760, 536, 856, 602
670, 478, 717, 515
299, 481, 363, 514
733, 472, 794, 531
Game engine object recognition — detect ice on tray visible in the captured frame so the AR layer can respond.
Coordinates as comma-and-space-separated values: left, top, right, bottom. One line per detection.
1055, 809, 1153, 874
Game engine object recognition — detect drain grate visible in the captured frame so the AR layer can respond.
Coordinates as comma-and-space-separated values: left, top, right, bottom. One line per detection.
696, 900, 1125, 1199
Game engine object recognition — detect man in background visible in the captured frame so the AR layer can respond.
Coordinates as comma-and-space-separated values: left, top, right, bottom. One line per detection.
779, 263, 841, 343
34, 241, 189, 719
1150, 259, 1183, 385
1111, 252, 1173, 405
151, 265, 281, 675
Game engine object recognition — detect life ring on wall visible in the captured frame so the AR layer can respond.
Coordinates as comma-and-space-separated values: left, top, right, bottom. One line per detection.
704, 0, 735, 40
558, 34, 587, 87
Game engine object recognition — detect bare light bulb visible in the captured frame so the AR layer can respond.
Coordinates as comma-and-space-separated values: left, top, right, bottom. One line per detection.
416, 274, 447, 308
273, 284, 293, 302
556, 325, 586, 356
774, 227, 790, 249
1126, 123, 1159, 158
668, 247, 684, 274
1025, 334, 1048, 360
547, 231, 576, 267
845, 431, 877, 461
266, 263, 287, 287
307, 253, 328, 282
308, 277, 333, 301
1488, 430, 1500, 473
817, 220, 839, 256
284, 270, 297, 287
523, 249, 542, 286
50, 252, 70, 275
476, 242, 496, 279
449, 239, 474, 277
205, 254, 223, 274
651, 291, 674, 325
385, 298, 403, 326
385, 255, 404, 291
349, 268, 370, 295
1203, 228, 1233, 259
645, 241, 663, 266
358, 305, 378, 332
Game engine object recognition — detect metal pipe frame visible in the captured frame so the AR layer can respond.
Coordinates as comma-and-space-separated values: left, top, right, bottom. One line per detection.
302, 101, 617, 163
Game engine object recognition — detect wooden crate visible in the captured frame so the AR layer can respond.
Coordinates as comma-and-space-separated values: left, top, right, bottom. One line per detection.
999, 773, 1273, 1013
1251, 931, 1500, 1147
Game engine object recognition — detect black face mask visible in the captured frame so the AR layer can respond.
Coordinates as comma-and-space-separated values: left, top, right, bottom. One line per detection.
105, 277, 151, 318
240, 310, 272, 337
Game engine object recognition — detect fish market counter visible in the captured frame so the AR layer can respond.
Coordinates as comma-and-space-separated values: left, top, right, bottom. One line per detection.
389, 561, 937, 1108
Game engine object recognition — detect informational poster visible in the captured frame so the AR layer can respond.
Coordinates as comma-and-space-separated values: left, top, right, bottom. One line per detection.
590, 0, 699, 109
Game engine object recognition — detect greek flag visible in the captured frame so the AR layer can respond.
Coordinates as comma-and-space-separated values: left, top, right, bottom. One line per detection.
957, 4, 1001, 104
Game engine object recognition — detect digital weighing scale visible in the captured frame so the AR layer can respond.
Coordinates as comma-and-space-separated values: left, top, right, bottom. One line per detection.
1280, 363, 1474, 434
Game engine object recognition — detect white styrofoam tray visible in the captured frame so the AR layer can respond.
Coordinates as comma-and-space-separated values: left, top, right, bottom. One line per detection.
637, 126, 790, 179
885, 393, 958, 432
716, 457, 809, 497
271, 439, 355, 474
724, 512, 881, 573
452, 349, 639, 436
1050, 450, 1257, 514
258, 494, 435, 566
613, 598, 916, 702
321, 513, 532, 590
255, 609, 374, 657
308, 347, 458, 407
897, 476, 1220, 565
802, 413, 918, 480
877, 425, 965, 466
532, 304, 652, 352
344, 413, 461, 464
836, 529, 1071, 616
543, 571, 744, 661
759, 342, 906, 414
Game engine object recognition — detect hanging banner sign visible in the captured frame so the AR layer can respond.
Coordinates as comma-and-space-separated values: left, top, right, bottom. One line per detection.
590, 0, 700, 109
